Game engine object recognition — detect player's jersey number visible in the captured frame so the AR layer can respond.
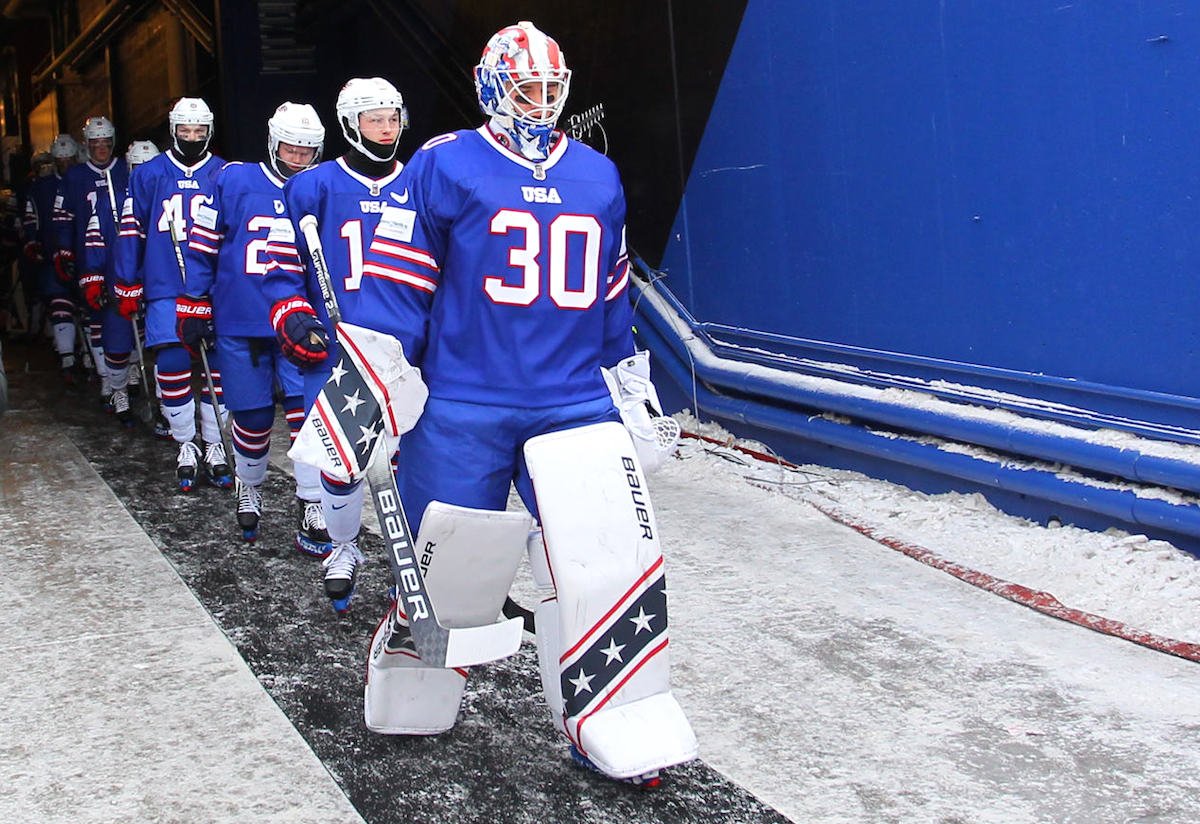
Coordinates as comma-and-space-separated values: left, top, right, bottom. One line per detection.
244, 216, 276, 276
157, 193, 213, 240
485, 210, 602, 309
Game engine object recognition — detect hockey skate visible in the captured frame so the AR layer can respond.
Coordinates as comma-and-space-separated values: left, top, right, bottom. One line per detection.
110, 388, 134, 428
176, 440, 202, 492
295, 498, 332, 558
568, 745, 662, 788
127, 364, 141, 397
235, 480, 263, 542
322, 539, 364, 613
203, 441, 233, 489
59, 353, 76, 386
152, 410, 172, 441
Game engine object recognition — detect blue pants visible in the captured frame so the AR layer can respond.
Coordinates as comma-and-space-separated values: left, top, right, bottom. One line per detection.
218, 335, 302, 412
395, 394, 620, 535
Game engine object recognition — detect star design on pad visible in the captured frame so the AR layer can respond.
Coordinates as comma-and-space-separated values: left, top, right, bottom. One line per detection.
330, 360, 348, 386
629, 607, 656, 634
341, 388, 365, 416
601, 638, 626, 664
356, 422, 381, 452
568, 668, 595, 696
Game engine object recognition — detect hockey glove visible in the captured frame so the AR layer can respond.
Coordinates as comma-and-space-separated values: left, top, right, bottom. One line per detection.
79, 272, 107, 311
52, 249, 75, 282
113, 282, 144, 321
271, 296, 328, 366
176, 294, 215, 355
23, 240, 43, 262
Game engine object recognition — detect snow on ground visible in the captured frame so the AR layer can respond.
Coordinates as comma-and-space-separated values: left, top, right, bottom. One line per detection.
675, 411, 1200, 649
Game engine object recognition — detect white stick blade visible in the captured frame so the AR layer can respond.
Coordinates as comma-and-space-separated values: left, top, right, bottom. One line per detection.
441, 618, 525, 669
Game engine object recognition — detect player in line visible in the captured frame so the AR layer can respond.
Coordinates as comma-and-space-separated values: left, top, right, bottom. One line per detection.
263, 77, 410, 610
21, 135, 79, 380
79, 139, 161, 427
178, 102, 331, 555
291, 22, 697, 783
54, 116, 129, 405
114, 98, 231, 491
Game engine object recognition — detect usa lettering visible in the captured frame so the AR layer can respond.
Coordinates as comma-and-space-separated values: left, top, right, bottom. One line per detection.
359, 200, 385, 213
622, 457, 654, 539
521, 186, 562, 204
178, 179, 200, 190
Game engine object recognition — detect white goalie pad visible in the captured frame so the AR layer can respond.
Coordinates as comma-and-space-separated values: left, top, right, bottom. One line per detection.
602, 351, 681, 474
364, 501, 531, 735
524, 422, 697, 778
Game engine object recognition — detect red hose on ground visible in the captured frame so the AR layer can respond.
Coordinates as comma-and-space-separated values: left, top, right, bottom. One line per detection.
681, 430, 1200, 664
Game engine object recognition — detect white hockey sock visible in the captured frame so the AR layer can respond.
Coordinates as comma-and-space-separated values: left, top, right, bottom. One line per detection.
293, 460, 322, 503
323, 480, 364, 542
199, 400, 226, 445
165, 399, 197, 443
236, 451, 269, 488
52, 322, 74, 356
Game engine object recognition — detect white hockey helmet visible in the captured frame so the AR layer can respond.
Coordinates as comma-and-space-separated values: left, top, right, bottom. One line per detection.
267, 101, 325, 178
474, 21, 571, 160
335, 77, 408, 163
168, 97, 215, 156
50, 133, 79, 160
82, 115, 116, 142
125, 140, 160, 168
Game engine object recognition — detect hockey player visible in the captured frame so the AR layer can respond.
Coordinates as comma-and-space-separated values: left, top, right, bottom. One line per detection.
55, 116, 128, 405
22, 135, 79, 379
343, 21, 696, 783
180, 102, 331, 555
79, 139, 160, 427
263, 77, 409, 610
114, 98, 230, 492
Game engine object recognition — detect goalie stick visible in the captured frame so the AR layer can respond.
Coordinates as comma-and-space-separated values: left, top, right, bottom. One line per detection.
105, 167, 153, 422
166, 210, 235, 466
298, 214, 524, 668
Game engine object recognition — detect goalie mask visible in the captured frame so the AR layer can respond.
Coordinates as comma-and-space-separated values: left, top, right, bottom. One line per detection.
168, 97, 214, 163
474, 21, 571, 162
267, 102, 325, 179
335, 77, 407, 164
125, 140, 160, 169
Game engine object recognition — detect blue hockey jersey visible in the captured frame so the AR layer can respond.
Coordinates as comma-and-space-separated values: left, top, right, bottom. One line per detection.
357, 126, 634, 408
22, 174, 62, 251
184, 161, 288, 337
115, 152, 223, 300
55, 160, 128, 259
262, 156, 405, 334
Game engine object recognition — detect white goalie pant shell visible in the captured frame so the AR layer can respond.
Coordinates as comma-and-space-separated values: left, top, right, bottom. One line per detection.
524, 421, 698, 779
364, 501, 529, 735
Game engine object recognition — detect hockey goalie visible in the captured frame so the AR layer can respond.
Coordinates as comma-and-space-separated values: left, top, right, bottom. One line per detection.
288, 20, 697, 785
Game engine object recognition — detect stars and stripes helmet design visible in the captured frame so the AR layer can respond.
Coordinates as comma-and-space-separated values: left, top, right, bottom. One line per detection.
474, 21, 571, 162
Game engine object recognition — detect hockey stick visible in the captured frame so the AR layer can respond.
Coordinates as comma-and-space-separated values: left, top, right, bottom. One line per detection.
166, 211, 235, 468
298, 214, 524, 668
105, 168, 153, 422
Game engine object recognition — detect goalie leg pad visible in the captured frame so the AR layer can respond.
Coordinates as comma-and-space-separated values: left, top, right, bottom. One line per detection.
524, 422, 698, 779
364, 501, 531, 735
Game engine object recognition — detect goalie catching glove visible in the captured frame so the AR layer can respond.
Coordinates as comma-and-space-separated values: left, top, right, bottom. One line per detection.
271, 296, 328, 366
602, 351, 680, 473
